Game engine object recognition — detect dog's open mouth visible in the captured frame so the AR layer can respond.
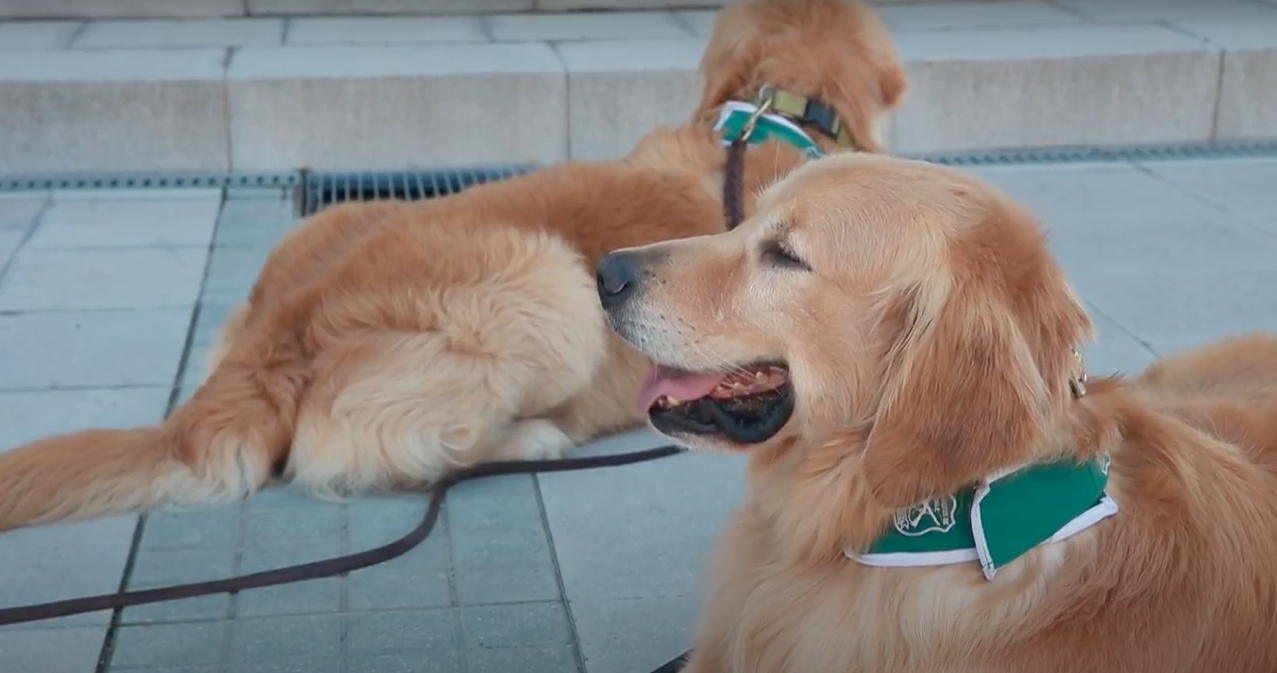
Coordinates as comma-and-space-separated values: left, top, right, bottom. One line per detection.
637, 362, 795, 445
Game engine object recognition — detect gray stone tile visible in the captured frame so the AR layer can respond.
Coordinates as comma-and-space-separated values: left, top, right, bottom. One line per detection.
0, 626, 110, 673
242, 505, 344, 546
967, 164, 1229, 227
453, 558, 561, 606
234, 578, 343, 618
0, 246, 208, 310
123, 546, 238, 623
214, 197, 297, 248
540, 450, 744, 601
346, 554, 453, 612
467, 644, 579, 673
73, 17, 284, 48
460, 602, 571, 649
0, 515, 138, 630
238, 539, 344, 575
0, 194, 47, 230
227, 614, 341, 663
1076, 307, 1158, 376
344, 608, 457, 657
0, 229, 26, 270
243, 485, 316, 511
140, 508, 242, 551
120, 594, 232, 626
111, 621, 229, 669
129, 547, 238, 587
229, 657, 342, 673
447, 474, 554, 568
202, 245, 271, 303
0, 20, 81, 48
1077, 264, 1277, 355
571, 597, 698, 673
29, 198, 221, 249
0, 309, 192, 390
347, 652, 460, 673
1140, 159, 1277, 221
0, 386, 168, 449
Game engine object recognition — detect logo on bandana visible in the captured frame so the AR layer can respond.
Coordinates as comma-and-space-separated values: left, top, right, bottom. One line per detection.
1097, 451, 1111, 476
893, 495, 959, 537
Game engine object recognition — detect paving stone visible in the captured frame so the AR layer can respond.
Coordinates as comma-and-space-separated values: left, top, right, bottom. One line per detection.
346, 555, 454, 612
0, 515, 139, 630
1076, 308, 1159, 376
213, 197, 298, 248
541, 449, 743, 602
0, 48, 230, 173
343, 608, 457, 657
130, 545, 237, 584
0, 247, 208, 311
73, 17, 284, 48
878, 0, 1083, 30
0, 386, 169, 447
0, 194, 48, 230
347, 652, 460, 673
460, 601, 571, 649
242, 505, 344, 546
467, 644, 579, 673
287, 16, 487, 45
228, 614, 342, 663
29, 198, 222, 249
0, 20, 82, 48
120, 593, 232, 625
0, 309, 192, 390
0, 626, 112, 673
486, 11, 690, 41
140, 509, 242, 551
967, 164, 1229, 227
1140, 159, 1277, 220
238, 539, 344, 575
453, 558, 561, 606
446, 474, 554, 568
1054, 0, 1277, 22
111, 621, 229, 669
234, 577, 343, 618
201, 245, 271, 303
571, 597, 699, 673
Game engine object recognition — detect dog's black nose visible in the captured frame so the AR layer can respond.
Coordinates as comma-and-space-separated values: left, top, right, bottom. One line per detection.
596, 251, 642, 310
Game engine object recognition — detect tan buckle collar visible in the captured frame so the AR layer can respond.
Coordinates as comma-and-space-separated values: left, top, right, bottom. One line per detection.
751, 84, 858, 150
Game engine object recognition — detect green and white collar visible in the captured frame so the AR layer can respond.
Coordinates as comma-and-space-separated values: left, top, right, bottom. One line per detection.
848, 451, 1118, 581
713, 101, 826, 159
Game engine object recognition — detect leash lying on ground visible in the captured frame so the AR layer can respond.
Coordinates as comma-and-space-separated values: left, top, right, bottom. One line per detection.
0, 444, 685, 627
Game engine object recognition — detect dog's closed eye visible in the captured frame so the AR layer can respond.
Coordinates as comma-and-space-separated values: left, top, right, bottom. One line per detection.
760, 239, 810, 271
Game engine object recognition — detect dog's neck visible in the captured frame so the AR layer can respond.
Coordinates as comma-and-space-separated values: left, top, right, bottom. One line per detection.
705, 84, 865, 157
747, 351, 1107, 575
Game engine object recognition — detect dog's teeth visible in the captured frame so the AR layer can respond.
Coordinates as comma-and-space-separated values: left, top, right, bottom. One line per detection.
667, 396, 683, 406
755, 372, 767, 383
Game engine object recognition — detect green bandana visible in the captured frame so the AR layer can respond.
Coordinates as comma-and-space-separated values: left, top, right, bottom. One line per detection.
713, 102, 825, 159
850, 452, 1117, 580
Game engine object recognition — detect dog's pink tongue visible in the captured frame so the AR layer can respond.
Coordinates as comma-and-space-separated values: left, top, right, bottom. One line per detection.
637, 364, 727, 413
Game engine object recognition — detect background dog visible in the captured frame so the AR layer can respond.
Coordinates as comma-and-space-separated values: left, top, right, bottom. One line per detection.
599, 152, 1277, 673
0, 0, 907, 530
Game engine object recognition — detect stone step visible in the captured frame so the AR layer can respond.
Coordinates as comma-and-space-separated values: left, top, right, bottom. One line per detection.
1, 1, 1275, 174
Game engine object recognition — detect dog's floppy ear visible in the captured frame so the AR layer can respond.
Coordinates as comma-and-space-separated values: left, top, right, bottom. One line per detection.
862, 251, 1091, 511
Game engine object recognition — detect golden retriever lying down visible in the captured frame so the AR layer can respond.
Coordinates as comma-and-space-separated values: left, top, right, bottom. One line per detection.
598, 152, 1277, 673
0, 0, 908, 530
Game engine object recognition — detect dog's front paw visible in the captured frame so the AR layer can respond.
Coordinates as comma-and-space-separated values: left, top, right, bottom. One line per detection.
502, 419, 576, 461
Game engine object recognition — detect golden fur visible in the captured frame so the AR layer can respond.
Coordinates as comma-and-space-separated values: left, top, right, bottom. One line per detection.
601, 153, 1277, 673
0, 0, 907, 529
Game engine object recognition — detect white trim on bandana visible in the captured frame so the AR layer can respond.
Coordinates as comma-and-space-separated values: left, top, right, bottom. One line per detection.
971, 492, 1118, 581
712, 101, 818, 148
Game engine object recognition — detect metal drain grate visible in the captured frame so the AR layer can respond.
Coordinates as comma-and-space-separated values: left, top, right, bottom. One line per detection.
906, 139, 1277, 167
0, 170, 301, 193
297, 164, 540, 216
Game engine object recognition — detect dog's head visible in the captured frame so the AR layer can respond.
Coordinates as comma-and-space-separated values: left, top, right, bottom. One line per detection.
597, 154, 1094, 511
692, 0, 907, 153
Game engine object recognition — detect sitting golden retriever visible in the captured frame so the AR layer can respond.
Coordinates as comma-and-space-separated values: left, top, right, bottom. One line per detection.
597, 152, 1277, 673
0, 0, 907, 529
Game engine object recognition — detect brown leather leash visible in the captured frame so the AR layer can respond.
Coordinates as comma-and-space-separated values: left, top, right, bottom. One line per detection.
0, 444, 684, 627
